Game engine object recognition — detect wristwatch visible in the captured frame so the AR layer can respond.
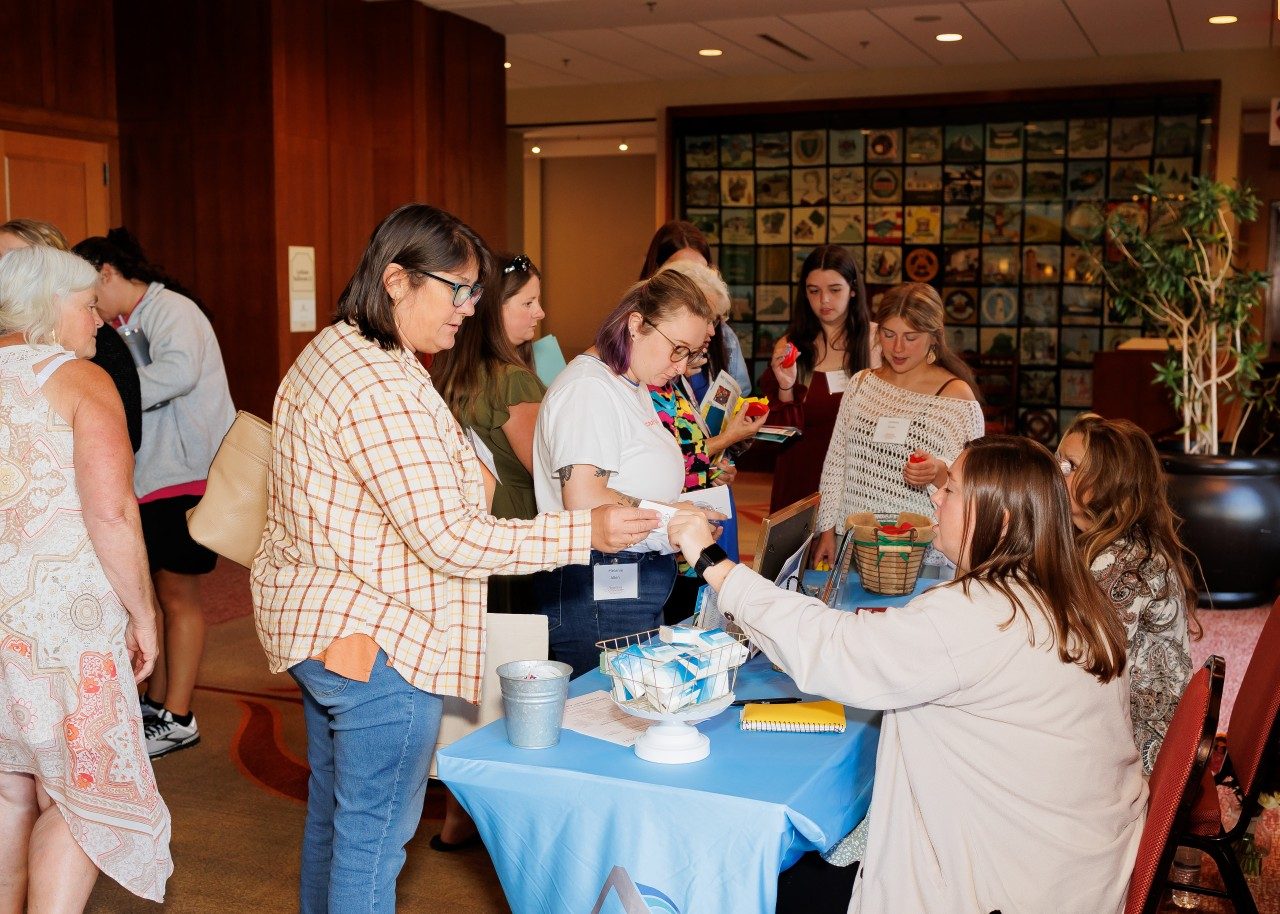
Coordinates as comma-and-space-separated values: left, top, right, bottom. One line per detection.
693, 543, 731, 581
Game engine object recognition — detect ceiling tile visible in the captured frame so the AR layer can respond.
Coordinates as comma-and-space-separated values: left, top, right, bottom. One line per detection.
1169, 0, 1275, 51
782, 9, 937, 68
699, 15, 861, 72
505, 33, 649, 83
1063, 0, 1181, 54
869, 3, 1016, 65
615, 21, 792, 77
540, 27, 711, 79
967, 0, 1097, 60
503, 54, 591, 87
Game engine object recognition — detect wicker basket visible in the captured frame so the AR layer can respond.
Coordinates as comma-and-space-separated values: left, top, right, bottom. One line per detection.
845, 512, 935, 595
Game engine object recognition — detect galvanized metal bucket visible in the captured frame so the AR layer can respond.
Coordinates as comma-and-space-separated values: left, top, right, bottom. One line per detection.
497, 660, 572, 749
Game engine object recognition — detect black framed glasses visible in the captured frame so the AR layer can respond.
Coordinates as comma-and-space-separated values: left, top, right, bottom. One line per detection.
502, 254, 532, 275
643, 318, 707, 364
419, 271, 482, 308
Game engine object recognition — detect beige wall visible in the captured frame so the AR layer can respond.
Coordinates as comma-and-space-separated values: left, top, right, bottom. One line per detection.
538, 154, 657, 358
509, 47, 1280, 220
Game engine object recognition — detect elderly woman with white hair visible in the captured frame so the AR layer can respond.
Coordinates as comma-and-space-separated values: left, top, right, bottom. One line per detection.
0, 245, 171, 908
649, 259, 768, 623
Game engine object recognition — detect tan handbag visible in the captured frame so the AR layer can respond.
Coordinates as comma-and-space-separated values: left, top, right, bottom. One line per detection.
185, 410, 272, 568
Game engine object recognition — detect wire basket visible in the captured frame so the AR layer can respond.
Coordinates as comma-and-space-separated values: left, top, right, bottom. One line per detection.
596, 628, 750, 716
846, 512, 935, 596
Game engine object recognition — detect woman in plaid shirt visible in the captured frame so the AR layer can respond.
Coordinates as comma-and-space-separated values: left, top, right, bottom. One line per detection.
252, 204, 657, 914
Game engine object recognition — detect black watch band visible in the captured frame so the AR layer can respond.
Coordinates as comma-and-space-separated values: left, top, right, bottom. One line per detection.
694, 543, 730, 580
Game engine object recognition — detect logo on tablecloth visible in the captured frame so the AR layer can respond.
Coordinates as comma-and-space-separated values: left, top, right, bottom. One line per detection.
589, 865, 681, 914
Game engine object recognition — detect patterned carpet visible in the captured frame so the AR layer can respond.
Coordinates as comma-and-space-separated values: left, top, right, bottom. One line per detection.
82, 471, 1275, 912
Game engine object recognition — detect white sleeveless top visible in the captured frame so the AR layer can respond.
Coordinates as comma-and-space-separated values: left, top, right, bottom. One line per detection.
817, 370, 985, 531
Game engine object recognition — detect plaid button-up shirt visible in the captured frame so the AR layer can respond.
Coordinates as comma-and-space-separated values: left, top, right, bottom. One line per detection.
251, 321, 591, 703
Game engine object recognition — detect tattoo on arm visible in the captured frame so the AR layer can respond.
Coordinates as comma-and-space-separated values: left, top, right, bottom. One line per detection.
556, 465, 574, 488
612, 491, 640, 507
594, 467, 610, 479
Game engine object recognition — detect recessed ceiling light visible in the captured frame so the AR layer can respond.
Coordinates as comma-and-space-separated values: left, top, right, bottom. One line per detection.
504, 61, 512, 69
530, 146, 541, 154
618, 143, 629, 151
1207, 14, 1237, 23
699, 48, 723, 57
935, 33, 963, 42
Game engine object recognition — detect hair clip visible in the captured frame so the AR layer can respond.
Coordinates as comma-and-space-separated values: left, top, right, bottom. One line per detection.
502, 254, 531, 275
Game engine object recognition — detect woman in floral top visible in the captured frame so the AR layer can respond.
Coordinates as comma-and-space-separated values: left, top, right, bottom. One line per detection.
648, 260, 767, 624
1057, 413, 1199, 774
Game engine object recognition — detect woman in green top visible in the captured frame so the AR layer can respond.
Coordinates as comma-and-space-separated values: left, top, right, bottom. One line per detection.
433, 251, 547, 583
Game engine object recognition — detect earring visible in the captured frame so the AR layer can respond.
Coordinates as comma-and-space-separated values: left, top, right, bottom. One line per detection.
926, 347, 937, 364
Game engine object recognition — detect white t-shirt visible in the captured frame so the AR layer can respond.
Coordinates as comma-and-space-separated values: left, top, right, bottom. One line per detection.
534, 354, 685, 518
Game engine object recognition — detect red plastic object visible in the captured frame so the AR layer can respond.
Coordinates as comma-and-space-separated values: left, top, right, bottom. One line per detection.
780, 343, 799, 368
879, 522, 915, 535
908, 453, 928, 463
745, 401, 769, 418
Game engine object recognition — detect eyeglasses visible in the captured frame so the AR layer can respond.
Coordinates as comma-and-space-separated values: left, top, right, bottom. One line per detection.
419, 271, 482, 308
643, 318, 707, 364
502, 254, 532, 275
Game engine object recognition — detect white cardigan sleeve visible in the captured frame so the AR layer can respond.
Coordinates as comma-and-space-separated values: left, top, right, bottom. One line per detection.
719, 564, 962, 710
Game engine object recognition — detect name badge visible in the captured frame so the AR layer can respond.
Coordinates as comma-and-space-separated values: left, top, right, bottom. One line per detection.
593, 563, 639, 601
825, 370, 849, 394
873, 416, 912, 445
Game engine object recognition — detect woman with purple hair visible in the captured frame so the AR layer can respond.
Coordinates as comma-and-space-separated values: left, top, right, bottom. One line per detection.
532, 270, 719, 675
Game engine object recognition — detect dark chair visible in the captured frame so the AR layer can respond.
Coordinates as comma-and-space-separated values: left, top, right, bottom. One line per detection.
1126, 655, 1225, 914
1169, 599, 1280, 913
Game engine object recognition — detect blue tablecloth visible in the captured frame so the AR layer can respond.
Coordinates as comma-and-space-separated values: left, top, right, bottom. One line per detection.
437, 571, 934, 914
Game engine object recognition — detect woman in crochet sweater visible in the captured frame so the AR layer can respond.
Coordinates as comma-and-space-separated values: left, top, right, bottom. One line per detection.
812, 282, 984, 569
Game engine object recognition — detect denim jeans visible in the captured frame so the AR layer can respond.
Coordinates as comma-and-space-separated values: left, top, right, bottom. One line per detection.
534, 550, 676, 677
289, 650, 444, 914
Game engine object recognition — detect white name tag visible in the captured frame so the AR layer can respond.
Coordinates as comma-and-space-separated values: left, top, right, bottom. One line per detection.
873, 416, 912, 445
825, 370, 849, 394
593, 563, 639, 601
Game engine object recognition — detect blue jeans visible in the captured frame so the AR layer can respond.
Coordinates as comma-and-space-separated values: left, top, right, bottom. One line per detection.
534, 550, 676, 677
289, 651, 443, 914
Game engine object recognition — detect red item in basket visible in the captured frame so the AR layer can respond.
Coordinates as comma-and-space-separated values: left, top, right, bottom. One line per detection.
780, 343, 799, 368
879, 522, 916, 535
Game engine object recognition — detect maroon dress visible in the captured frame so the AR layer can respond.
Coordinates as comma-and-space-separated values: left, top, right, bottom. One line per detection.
760, 367, 846, 513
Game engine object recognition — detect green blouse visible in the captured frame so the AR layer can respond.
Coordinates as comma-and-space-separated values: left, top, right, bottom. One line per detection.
462, 363, 546, 521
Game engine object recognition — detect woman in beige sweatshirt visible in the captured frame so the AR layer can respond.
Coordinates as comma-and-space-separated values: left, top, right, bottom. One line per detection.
670, 435, 1147, 914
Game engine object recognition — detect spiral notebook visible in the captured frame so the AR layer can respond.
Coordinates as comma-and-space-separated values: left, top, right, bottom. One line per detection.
739, 700, 846, 733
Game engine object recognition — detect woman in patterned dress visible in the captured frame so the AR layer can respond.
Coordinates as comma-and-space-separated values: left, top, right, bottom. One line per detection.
1056, 413, 1198, 774
0, 245, 170, 907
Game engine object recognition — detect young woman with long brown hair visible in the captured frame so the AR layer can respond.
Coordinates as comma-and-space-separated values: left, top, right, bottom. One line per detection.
813, 282, 983, 569
761, 245, 876, 513
666, 435, 1145, 914
1058, 413, 1199, 774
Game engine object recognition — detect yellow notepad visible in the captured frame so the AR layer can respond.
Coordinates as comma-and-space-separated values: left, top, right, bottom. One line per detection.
739, 700, 846, 733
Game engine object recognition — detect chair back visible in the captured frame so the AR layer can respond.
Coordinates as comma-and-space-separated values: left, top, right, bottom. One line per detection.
1223, 598, 1280, 799
1125, 655, 1225, 914
429, 612, 549, 777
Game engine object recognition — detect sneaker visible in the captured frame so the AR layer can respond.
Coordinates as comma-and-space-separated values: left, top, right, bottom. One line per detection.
139, 693, 163, 722
145, 709, 200, 759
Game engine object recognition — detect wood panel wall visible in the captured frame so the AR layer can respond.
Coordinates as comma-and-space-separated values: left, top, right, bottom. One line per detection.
0, 0, 120, 217
116, 0, 506, 417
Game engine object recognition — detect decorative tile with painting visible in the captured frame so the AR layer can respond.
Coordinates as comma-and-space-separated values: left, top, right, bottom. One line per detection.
1022, 245, 1061, 284
865, 128, 902, 163
1023, 202, 1064, 242
829, 129, 865, 164
792, 208, 827, 244
1020, 370, 1058, 405
828, 167, 865, 203
755, 285, 791, 321
1025, 121, 1066, 159
685, 171, 720, 207
985, 165, 1022, 202
903, 165, 943, 203
719, 133, 753, 167
1066, 161, 1106, 200
865, 246, 903, 285
1109, 116, 1154, 158
829, 206, 866, 244
1024, 162, 1064, 200
905, 126, 943, 163
981, 247, 1019, 285
944, 124, 983, 162
904, 205, 942, 244
1060, 328, 1100, 365
1021, 288, 1059, 326
1062, 285, 1103, 324
865, 205, 904, 244
1068, 118, 1108, 157
867, 167, 903, 203
942, 205, 982, 243
1060, 369, 1093, 407
792, 168, 828, 205
981, 327, 1019, 359
756, 208, 790, 245
755, 132, 791, 167
686, 209, 720, 244
1019, 327, 1058, 366
981, 287, 1018, 326
791, 130, 827, 166
685, 136, 717, 168
943, 287, 978, 325
720, 212, 754, 245
728, 286, 754, 321
903, 248, 941, 283
755, 169, 791, 206
943, 164, 983, 204
944, 246, 980, 284
986, 123, 1024, 161
982, 204, 1022, 244
720, 170, 755, 207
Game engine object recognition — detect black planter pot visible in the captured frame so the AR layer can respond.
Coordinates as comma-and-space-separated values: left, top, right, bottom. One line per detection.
1161, 452, 1280, 609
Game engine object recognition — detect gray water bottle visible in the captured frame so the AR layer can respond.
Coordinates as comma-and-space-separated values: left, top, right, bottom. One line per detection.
118, 325, 152, 368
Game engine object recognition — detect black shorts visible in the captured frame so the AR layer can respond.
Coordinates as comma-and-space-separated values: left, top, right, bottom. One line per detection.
140, 494, 218, 575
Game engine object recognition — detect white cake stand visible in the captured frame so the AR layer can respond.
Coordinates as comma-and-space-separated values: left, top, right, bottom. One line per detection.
612, 692, 734, 764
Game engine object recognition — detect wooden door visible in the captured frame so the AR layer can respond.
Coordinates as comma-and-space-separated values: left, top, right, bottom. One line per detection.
0, 130, 110, 243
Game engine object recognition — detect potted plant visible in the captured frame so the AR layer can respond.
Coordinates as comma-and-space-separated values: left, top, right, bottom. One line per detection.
1098, 176, 1280, 607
